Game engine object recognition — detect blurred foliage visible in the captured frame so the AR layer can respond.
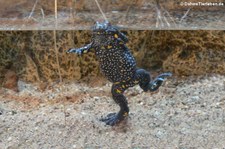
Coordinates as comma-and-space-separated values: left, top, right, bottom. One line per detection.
0, 30, 224, 85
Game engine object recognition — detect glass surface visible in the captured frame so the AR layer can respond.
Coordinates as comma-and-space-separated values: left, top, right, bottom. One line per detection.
0, 0, 224, 30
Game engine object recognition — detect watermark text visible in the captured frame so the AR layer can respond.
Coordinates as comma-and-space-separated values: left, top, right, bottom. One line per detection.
180, 1, 224, 6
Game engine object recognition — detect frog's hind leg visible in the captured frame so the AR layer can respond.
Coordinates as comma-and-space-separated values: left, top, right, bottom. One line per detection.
100, 70, 172, 126
136, 69, 172, 92
100, 84, 129, 126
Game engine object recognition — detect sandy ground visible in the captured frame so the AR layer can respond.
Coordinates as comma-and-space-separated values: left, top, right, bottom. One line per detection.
0, 74, 225, 148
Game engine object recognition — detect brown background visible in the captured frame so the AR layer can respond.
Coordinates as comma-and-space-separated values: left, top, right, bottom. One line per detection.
0, 30, 224, 87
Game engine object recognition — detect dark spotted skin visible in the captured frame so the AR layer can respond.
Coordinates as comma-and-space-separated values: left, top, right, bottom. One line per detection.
96, 44, 136, 83
67, 21, 172, 126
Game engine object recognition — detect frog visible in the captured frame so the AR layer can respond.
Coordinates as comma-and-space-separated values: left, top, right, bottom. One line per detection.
67, 21, 172, 126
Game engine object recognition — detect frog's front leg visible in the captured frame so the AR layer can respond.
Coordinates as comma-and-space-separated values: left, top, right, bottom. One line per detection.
100, 83, 129, 126
67, 42, 94, 55
118, 31, 128, 43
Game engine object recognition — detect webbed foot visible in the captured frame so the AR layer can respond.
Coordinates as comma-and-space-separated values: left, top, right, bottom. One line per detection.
100, 112, 128, 126
66, 48, 82, 55
149, 72, 172, 91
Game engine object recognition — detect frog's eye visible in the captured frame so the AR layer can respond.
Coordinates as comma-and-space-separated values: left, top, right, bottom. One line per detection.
104, 20, 110, 26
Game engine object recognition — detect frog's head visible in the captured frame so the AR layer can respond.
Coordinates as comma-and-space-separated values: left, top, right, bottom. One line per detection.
92, 21, 117, 34
93, 21, 110, 30
91, 21, 128, 46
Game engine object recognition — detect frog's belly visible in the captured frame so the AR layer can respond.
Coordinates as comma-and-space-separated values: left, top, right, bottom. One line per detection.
98, 51, 136, 83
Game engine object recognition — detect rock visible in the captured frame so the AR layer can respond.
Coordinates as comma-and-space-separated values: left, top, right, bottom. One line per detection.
93, 96, 100, 101
191, 96, 200, 103
155, 130, 165, 139
7, 137, 12, 141
2, 70, 18, 92
39, 82, 48, 91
